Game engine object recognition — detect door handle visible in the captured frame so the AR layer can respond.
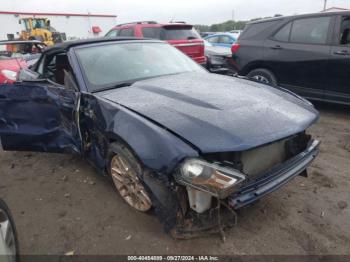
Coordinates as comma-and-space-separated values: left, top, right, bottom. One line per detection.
333, 50, 350, 55
270, 45, 283, 50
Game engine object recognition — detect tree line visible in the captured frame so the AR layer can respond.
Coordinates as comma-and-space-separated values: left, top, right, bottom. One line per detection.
194, 15, 282, 33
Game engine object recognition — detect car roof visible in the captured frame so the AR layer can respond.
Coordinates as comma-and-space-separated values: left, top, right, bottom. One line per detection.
247, 10, 350, 25
43, 37, 160, 54
112, 22, 193, 29
205, 33, 236, 38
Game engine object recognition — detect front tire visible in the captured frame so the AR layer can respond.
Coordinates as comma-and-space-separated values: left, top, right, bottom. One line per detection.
246, 68, 277, 86
108, 142, 152, 212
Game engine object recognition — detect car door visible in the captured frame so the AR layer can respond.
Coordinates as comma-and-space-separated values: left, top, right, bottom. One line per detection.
264, 15, 334, 100
0, 52, 81, 154
325, 14, 350, 103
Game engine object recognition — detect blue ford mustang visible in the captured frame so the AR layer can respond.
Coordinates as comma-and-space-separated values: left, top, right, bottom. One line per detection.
0, 38, 319, 238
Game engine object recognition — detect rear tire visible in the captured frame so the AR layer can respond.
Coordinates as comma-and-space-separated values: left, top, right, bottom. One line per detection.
246, 68, 277, 86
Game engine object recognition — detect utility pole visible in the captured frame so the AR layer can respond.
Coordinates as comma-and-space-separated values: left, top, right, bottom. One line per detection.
232, 9, 235, 30
323, 0, 328, 11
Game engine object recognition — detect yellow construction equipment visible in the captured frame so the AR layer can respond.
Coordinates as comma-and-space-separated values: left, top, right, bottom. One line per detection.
19, 18, 65, 46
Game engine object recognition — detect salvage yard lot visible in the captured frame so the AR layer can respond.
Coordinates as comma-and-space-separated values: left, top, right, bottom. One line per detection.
0, 102, 349, 255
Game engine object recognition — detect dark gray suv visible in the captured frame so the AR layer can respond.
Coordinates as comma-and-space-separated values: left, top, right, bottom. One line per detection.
232, 11, 350, 105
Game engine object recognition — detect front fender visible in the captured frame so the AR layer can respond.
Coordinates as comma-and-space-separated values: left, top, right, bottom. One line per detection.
80, 93, 199, 175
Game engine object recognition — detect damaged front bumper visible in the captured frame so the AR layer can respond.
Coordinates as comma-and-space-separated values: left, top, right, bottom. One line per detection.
228, 139, 320, 209
171, 139, 320, 239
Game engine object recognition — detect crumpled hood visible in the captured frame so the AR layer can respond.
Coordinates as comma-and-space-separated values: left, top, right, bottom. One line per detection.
99, 72, 319, 153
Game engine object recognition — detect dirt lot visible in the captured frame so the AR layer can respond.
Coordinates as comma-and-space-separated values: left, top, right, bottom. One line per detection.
0, 102, 349, 255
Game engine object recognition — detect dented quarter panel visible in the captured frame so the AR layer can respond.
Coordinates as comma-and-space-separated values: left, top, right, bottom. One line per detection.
0, 83, 81, 153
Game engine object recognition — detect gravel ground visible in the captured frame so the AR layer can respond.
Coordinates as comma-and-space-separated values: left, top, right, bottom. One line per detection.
0, 102, 349, 255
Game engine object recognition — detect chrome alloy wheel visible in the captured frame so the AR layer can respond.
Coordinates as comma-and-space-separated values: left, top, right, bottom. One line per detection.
252, 75, 270, 84
0, 208, 16, 261
110, 155, 152, 212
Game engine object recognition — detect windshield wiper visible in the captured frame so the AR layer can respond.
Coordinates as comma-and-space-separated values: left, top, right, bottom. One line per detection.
95, 82, 134, 92
113, 82, 134, 88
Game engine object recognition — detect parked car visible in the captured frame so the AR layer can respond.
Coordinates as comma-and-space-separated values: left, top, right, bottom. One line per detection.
0, 199, 19, 262
232, 11, 350, 105
204, 40, 236, 74
105, 21, 206, 65
200, 32, 216, 38
0, 40, 46, 83
204, 33, 237, 48
0, 38, 319, 238
230, 30, 243, 35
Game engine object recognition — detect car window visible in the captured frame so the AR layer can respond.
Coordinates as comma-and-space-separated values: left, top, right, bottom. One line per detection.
106, 30, 119, 37
119, 28, 135, 37
162, 27, 201, 40
340, 17, 350, 45
207, 36, 219, 43
290, 16, 331, 44
240, 20, 277, 40
274, 22, 292, 42
219, 36, 234, 44
75, 42, 205, 92
37, 53, 76, 89
141, 27, 162, 39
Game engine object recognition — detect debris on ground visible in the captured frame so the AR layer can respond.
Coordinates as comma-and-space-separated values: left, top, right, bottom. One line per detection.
337, 201, 348, 210
125, 235, 132, 240
65, 250, 74, 256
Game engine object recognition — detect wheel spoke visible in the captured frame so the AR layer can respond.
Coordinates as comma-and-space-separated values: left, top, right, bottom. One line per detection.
110, 154, 152, 212
136, 190, 151, 206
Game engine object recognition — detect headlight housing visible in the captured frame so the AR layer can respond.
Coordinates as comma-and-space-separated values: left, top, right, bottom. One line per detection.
175, 158, 246, 199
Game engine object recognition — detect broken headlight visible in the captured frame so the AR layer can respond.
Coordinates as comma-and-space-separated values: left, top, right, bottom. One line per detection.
175, 158, 246, 199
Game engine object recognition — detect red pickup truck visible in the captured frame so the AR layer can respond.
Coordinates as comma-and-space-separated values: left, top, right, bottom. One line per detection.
106, 21, 206, 65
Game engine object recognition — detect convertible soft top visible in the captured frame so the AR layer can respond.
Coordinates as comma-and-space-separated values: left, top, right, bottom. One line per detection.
0, 40, 45, 45
43, 37, 154, 54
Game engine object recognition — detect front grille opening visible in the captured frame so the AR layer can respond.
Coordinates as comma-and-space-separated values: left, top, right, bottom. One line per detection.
201, 132, 311, 181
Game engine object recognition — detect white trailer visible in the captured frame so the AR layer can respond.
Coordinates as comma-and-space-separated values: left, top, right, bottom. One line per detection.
0, 11, 117, 41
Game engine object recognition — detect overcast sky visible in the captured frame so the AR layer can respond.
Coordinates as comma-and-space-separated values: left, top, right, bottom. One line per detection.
1, 0, 350, 24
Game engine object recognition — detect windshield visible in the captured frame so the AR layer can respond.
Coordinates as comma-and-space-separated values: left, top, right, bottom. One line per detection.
33, 19, 46, 29
141, 26, 201, 40
75, 42, 206, 92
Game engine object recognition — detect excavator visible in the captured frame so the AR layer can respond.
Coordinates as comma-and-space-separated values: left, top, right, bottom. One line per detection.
19, 18, 66, 46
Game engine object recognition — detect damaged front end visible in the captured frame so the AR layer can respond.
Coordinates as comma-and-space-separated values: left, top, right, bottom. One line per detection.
168, 133, 319, 239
